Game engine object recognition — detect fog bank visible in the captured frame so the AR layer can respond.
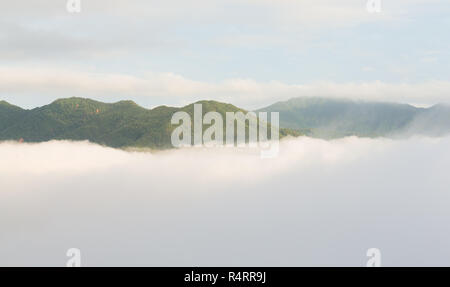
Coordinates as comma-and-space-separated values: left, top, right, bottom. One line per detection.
1, 137, 450, 266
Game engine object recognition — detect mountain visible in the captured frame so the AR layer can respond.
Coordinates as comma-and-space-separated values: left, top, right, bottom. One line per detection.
2, 97, 449, 148
402, 104, 450, 137
0, 98, 298, 149
257, 97, 450, 138
0, 101, 26, 132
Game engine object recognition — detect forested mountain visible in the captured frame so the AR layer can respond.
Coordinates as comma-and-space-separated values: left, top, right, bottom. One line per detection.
0, 98, 297, 148
257, 97, 450, 138
1, 96, 449, 148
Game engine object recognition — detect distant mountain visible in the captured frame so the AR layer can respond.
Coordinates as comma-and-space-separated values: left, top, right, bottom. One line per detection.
257, 97, 450, 138
2, 97, 449, 148
402, 104, 450, 137
0, 98, 298, 149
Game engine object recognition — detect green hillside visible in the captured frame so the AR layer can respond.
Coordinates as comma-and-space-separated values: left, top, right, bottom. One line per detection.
0, 98, 298, 149
257, 97, 450, 138
0, 101, 27, 132
3, 96, 448, 147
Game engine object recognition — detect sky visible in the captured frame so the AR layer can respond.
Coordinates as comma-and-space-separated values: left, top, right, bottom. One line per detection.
3, 1, 450, 267
0, 0, 450, 109
1, 136, 450, 266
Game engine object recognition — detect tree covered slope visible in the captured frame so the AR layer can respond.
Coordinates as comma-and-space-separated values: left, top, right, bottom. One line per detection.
257, 97, 450, 138
0, 98, 298, 149
2, 97, 449, 148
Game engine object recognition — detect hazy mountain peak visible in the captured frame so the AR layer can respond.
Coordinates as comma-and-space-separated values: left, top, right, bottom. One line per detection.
114, 100, 139, 106
258, 97, 450, 138
0, 100, 22, 109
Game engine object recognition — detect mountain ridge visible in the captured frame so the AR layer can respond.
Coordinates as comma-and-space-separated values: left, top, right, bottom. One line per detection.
0, 97, 299, 149
257, 96, 450, 138
1, 96, 450, 148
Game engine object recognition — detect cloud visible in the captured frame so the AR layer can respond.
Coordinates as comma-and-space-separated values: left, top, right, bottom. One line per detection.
2, 0, 442, 30
1, 136, 450, 266
1, 1, 449, 108
0, 0, 404, 25
1, 66, 450, 109
0, 0, 444, 59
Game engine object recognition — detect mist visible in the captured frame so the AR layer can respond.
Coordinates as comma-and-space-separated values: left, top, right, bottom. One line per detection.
1, 136, 450, 266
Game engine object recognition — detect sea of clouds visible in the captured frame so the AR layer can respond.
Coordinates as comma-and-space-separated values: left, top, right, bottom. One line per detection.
1, 136, 450, 266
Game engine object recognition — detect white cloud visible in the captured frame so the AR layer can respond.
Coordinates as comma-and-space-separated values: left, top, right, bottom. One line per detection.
0, 0, 402, 25
0, 0, 441, 56
362, 66, 375, 72
1, 66, 450, 109
1, 136, 450, 266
